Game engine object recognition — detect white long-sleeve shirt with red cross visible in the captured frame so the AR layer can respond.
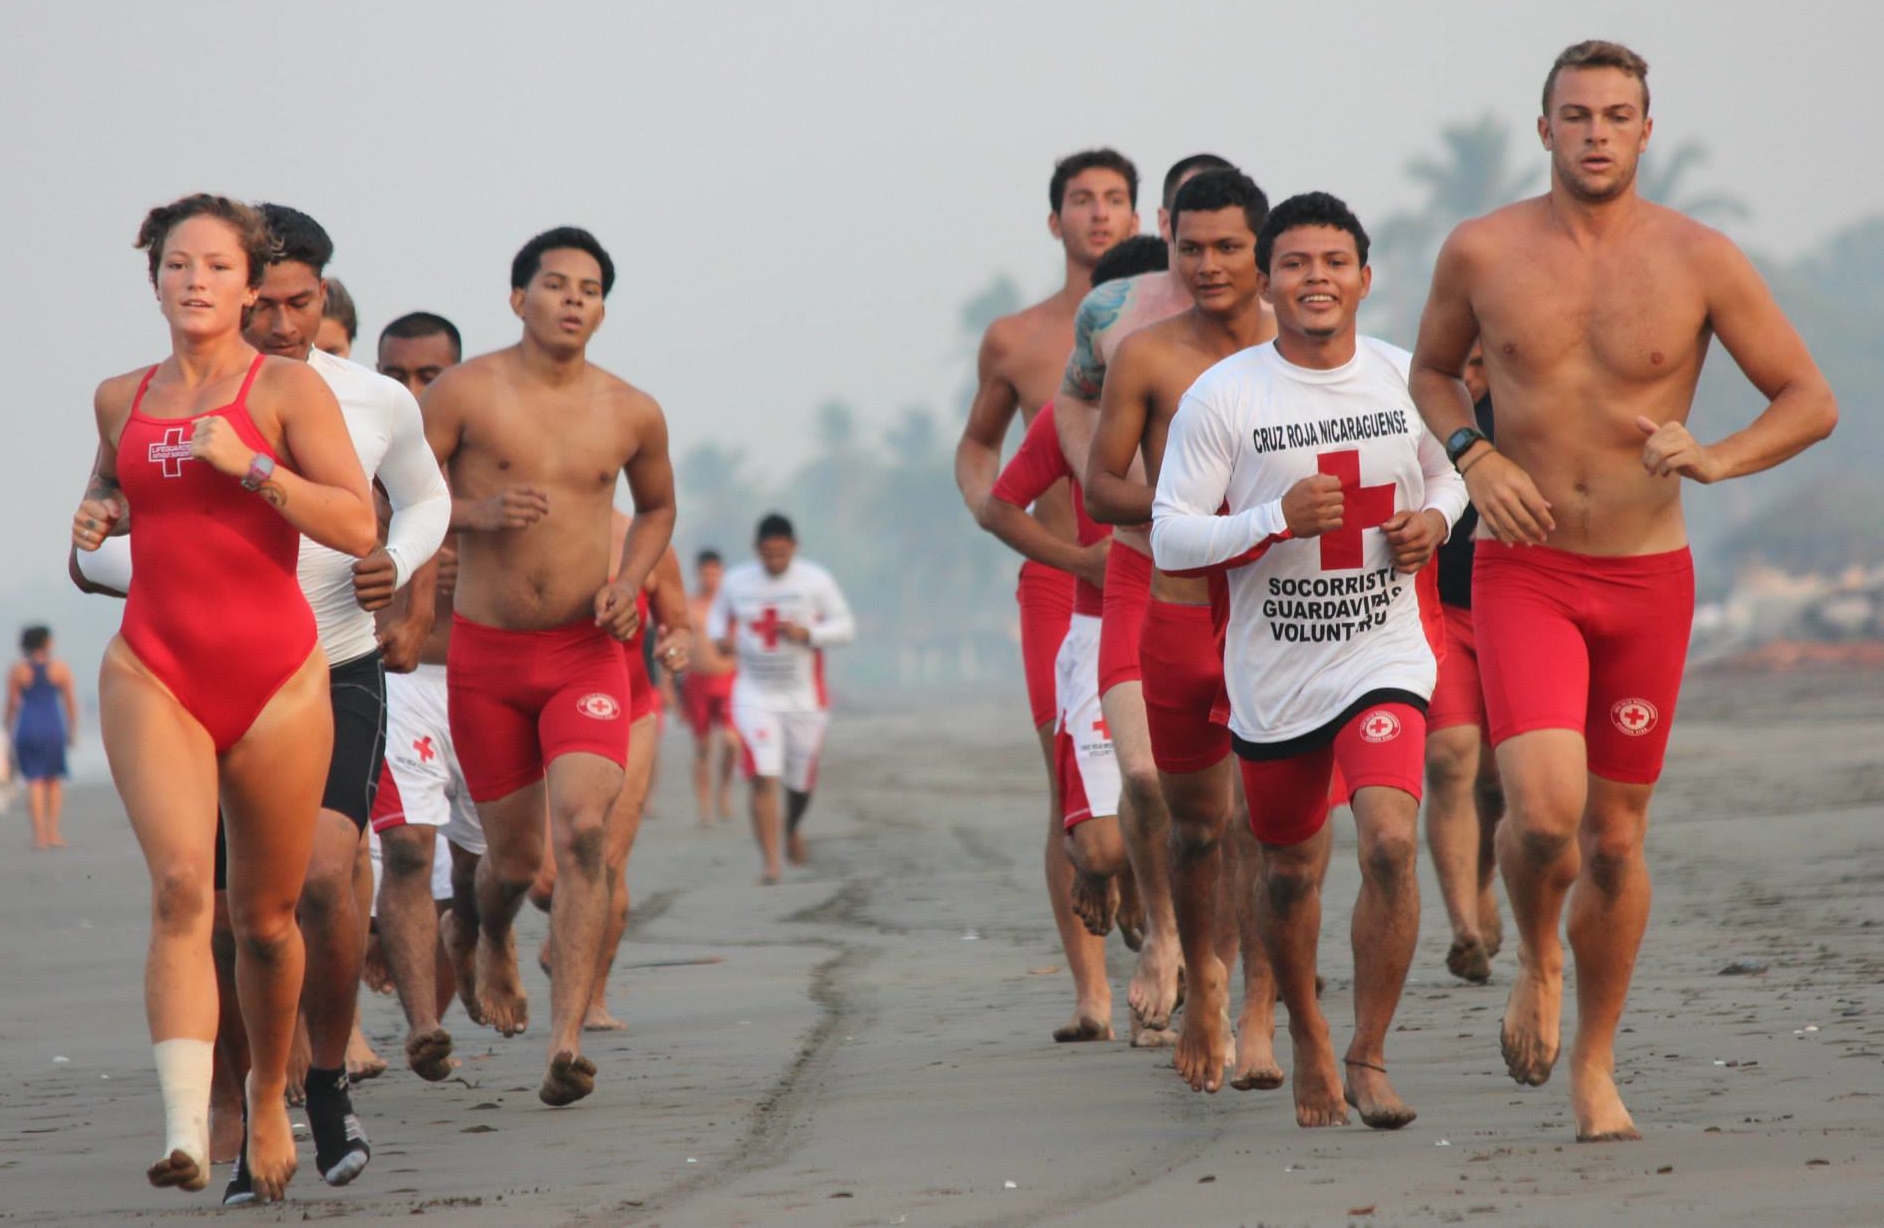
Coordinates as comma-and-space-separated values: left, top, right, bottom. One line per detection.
705, 558, 856, 712
1150, 337, 1467, 747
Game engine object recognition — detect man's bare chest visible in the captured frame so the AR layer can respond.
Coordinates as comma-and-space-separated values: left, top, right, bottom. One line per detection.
459, 402, 629, 492
1476, 252, 1709, 384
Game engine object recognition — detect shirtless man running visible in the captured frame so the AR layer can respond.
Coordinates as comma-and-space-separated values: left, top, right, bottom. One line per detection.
422, 226, 677, 1106
1409, 40, 1837, 1141
1083, 168, 1282, 1091
683, 550, 740, 824
957, 148, 1137, 1041
1056, 152, 1235, 1040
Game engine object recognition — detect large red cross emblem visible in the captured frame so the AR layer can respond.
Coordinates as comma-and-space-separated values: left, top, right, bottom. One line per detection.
413, 736, 436, 763
1092, 715, 1110, 740
149, 427, 193, 478
751, 606, 783, 649
1316, 450, 1395, 571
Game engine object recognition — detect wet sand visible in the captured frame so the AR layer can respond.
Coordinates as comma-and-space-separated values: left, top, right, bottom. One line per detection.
3, 666, 1882, 1226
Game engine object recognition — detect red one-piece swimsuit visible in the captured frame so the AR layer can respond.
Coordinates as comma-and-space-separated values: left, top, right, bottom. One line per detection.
115, 354, 318, 751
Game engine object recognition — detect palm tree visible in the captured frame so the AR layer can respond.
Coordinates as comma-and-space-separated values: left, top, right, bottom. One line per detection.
1373, 115, 1539, 343
1638, 141, 1749, 223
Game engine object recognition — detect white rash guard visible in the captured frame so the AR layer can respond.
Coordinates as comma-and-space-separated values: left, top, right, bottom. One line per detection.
706, 557, 856, 712
1151, 337, 1467, 747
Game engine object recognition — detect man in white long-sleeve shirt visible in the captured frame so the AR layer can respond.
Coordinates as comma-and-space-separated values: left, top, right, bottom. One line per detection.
707, 513, 856, 882
1152, 193, 1466, 1134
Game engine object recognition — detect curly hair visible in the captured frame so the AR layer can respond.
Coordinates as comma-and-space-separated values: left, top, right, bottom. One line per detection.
135, 194, 272, 289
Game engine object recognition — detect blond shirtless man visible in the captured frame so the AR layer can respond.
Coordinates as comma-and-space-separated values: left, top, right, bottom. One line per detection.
1409, 41, 1837, 1141
958, 148, 1138, 1042
1084, 168, 1286, 1090
1055, 152, 1234, 1041
422, 226, 677, 1106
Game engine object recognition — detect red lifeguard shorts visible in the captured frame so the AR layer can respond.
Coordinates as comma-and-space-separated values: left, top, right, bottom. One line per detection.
447, 615, 632, 803
1140, 598, 1231, 774
1427, 603, 1486, 732
622, 637, 656, 723
1236, 702, 1425, 847
1017, 561, 1075, 729
683, 671, 735, 738
1473, 543, 1693, 785
1099, 543, 1152, 695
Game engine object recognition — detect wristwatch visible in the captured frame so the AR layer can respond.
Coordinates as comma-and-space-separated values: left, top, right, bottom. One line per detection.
241, 453, 277, 492
1444, 426, 1490, 468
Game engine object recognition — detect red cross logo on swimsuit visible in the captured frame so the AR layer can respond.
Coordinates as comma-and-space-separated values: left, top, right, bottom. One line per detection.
413, 736, 436, 763
1611, 697, 1658, 737
577, 693, 621, 720
1316, 450, 1395, 571
1358, 708, 1402, 743
148, 427, 194, 478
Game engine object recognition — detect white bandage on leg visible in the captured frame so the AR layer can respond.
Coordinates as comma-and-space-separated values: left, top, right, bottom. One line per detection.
152, 1038, 213, 1165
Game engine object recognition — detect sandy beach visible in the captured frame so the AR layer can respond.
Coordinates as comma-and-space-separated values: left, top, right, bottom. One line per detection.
3, 665, 1881, 1227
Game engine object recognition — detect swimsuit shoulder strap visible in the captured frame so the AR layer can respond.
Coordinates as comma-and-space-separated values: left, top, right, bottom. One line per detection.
129, 365, 160, 415
233, 353, 267, 407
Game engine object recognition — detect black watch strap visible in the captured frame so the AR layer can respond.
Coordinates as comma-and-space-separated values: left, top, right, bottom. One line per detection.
1445, 426, 1490, 467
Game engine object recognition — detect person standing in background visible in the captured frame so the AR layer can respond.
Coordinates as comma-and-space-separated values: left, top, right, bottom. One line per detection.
8, 625, 78, 849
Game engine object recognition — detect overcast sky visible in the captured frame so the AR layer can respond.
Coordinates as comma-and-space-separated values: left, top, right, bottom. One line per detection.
2, 0, 1878, 640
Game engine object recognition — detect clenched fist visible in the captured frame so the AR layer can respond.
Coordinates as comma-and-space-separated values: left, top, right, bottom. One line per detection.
1382, 509, 1448, 574
468, 486, 549, 531
593, 579, 642, 641
1637, 416, 1722, 484
189, 415, 257, 480
72, 497, 123, 552
1282, 473, 1345, 538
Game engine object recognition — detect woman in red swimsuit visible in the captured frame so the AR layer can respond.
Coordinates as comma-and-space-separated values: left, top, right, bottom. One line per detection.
70, 195, 377, 1203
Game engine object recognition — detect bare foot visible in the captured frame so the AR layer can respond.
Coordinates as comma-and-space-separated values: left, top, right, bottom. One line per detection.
1500, 959, 1562, 1086
245, 1080, 298, 1202
786, 830, 808, 865
1290, 1023, 1349, 1128
1230, 995, 1284, 1091
759, 870, 781, 886
1343, 1059, 1417, 1129
1127, 930, 1182, 1033
475, 931, 529, 1037
405, 1027, 455, 1082
1068, 870, 1116, 938
361, 933, 395, 996
285, 1019, 311, 1106
1173, 958, 1231, 1093
1571, 1056, 1641, 1142
441, 910, 484, 1026
346, 1021, 388, 1081
538, 1049, 597, 1106
1447, 934, 1492, 985
583, 1003, 628, 1032
146, 1148, 207, 1192
1481, 899, 1504, 960
1052, 1014, 1113, 1043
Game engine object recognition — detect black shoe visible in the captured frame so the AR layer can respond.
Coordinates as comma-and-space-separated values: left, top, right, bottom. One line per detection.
303, 1066, 371, 1186
222, 1112, 254, 1206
